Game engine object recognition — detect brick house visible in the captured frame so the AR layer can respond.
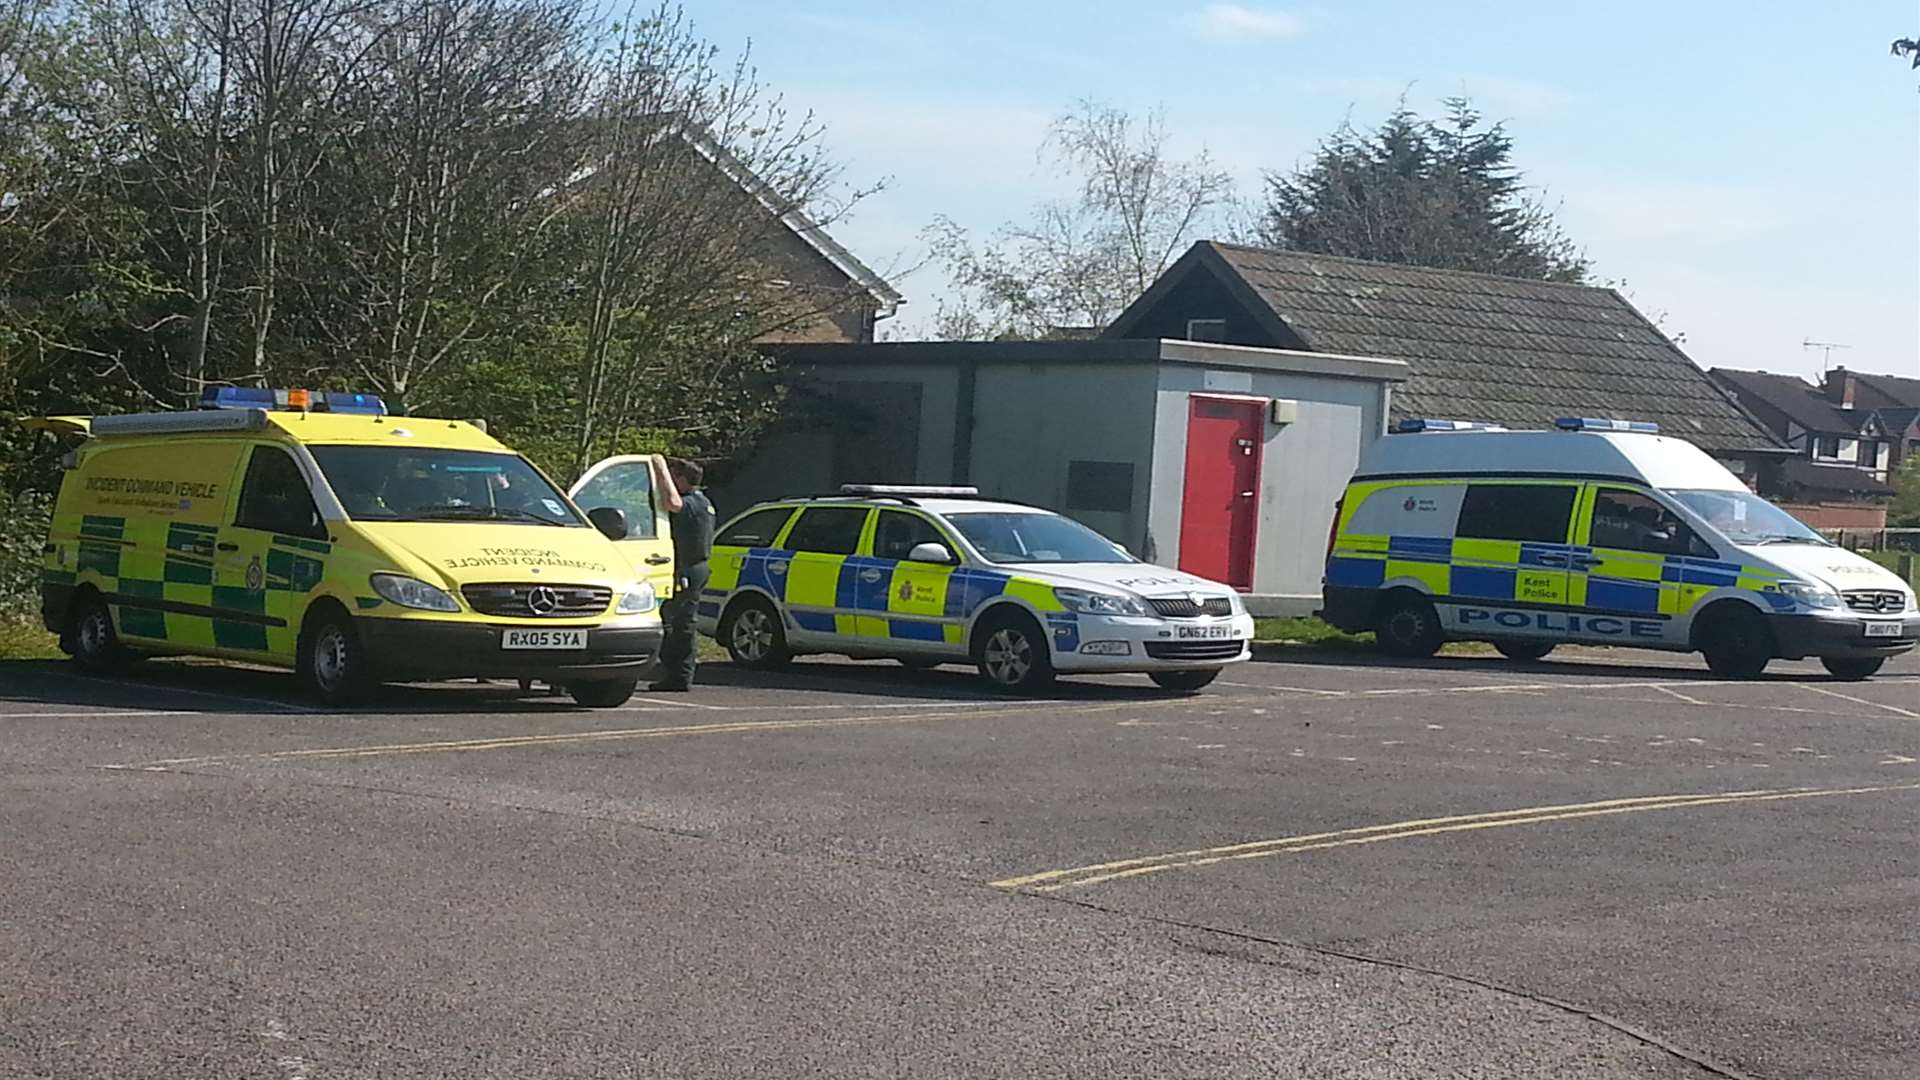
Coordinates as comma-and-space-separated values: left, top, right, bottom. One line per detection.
1708, 366, 1914, 529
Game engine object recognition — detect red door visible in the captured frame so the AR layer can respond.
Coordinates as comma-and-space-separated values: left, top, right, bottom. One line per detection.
1178, 395, 1263, 589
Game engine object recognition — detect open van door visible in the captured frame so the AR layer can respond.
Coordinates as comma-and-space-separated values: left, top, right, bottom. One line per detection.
570, 455, 676, 599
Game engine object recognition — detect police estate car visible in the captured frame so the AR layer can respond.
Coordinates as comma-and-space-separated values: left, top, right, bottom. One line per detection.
695, 486, 1256, 692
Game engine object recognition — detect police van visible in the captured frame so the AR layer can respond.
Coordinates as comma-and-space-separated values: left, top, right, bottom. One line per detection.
1321, 418, 1920, 679
695, 486, 1256, 692
34, 389, 676, 706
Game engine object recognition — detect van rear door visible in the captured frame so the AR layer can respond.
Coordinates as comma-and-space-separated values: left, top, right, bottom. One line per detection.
1447, 482, 1578, 642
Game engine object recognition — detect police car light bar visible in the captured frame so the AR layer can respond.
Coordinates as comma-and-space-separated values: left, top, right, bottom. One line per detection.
199, 387, 388, 416
839, 484, 982, 497
1392, 419, 1507, 434
1555, 417, 1659, 434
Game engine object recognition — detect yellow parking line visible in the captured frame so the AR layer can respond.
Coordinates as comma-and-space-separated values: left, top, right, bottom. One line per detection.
113, 701, 1141, 770
992, 782, 1920, 892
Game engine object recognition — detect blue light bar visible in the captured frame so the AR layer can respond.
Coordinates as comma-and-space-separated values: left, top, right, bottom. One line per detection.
1392, 418, 1506, 434
198, 388, 387, 416
1555, 417, 1659, 434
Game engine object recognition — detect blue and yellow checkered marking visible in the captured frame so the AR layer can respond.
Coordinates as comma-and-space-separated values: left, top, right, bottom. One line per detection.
1333, 534, 1767, 620
707, 540, 1033, 645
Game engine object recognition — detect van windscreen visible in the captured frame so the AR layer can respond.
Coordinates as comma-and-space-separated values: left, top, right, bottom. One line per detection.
309, 446, 582, 527
1668, 490, 1827, 547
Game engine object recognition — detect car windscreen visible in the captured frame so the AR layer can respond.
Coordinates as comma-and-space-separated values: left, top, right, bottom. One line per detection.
1667, 489, 1827, 547
944, 511, 1134, 565
309, 446, 583, 527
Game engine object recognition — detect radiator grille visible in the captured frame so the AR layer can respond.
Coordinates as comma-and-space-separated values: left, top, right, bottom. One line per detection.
461, 583, 612, 618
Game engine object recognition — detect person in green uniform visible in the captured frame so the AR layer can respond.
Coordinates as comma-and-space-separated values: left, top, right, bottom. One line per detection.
651, 456, 714, 692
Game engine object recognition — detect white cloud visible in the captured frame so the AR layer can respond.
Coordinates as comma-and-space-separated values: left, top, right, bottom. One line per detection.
1189, 5, 1305, 43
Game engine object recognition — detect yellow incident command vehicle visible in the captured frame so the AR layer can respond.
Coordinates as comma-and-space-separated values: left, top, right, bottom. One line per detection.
1321, 418, 1919, 679
36, 389, 674, 706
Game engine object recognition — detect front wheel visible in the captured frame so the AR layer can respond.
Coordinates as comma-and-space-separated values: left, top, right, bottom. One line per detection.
721, 597, 791, 669
1698, 605, 1772, 679
1494, 641, 1555, 662
570, 679, 639, 708
1377, 593, 1443, 658
1821, 656, 1885, 681
68, 595, 133, 675
1150, 669, 1220, 692
300, 613, 377, 706
974, 613, 1055, 693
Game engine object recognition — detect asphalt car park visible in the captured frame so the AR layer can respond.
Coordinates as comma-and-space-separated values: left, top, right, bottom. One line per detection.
4, 649, 1918, 1079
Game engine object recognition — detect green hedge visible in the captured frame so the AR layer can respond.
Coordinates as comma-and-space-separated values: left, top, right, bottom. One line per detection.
1, 490, 51, 620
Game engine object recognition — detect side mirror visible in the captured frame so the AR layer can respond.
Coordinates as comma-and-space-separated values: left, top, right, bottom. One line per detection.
587, 506, 628, 541
907, 542, 955, 565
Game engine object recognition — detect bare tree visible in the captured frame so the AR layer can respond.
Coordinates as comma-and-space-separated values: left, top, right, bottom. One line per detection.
559, 3, 878, 472
923, 99, 1235, 340
308, 0, 593, 411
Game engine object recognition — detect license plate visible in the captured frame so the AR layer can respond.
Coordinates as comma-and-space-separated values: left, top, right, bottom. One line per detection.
1864, 621, 1902, 638
502, 628, 588, 650
1176, 625, 1239, 640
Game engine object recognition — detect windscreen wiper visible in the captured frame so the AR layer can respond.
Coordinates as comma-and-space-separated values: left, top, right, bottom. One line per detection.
413, 505, 566, 526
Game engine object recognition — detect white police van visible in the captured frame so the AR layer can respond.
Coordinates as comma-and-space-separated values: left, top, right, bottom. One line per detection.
1321, 418, 1920, 679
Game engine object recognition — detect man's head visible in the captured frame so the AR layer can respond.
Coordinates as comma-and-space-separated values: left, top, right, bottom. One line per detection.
666, 457, 703, 495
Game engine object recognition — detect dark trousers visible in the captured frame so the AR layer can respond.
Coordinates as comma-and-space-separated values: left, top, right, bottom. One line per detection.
658, 560, 709, 685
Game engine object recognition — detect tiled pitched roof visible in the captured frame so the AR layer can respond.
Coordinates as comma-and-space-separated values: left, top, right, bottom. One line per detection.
1110, 242, 1781, 453
1780, 459, 1896, 498
1709, 368, 1868, 437
1851, 371, 1920, 411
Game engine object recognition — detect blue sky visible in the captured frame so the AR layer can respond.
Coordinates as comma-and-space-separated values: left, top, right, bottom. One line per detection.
696, 1, 1920, 381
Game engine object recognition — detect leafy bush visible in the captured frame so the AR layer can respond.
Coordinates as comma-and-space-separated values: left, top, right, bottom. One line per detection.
0, 489, 51, 621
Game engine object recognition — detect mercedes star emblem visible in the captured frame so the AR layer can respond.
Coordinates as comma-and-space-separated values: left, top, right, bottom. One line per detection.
527, 585, 560, 616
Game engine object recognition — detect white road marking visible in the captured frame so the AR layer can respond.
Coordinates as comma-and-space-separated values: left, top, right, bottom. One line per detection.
0, 709, 197, 719
1798, 684, 1920, 719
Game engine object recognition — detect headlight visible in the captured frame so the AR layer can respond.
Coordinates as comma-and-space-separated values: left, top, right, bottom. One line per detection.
1226, 591, 1246, 616
617, 581, 658, 615
371, 573, 460, 612
1054, 587, 1148, 616
1778, 579, 1842, 611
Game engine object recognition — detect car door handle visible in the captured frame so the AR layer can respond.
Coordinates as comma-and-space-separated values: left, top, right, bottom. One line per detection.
1570, 556, 1604, 570
644, 555, 671, 565
1532, 553, 1569, 568
216, 542, 240, 552
859, 569, 883, 583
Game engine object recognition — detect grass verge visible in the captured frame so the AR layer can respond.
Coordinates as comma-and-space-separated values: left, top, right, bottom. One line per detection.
0, 620, 61, 661
1252, 616, 1492, 657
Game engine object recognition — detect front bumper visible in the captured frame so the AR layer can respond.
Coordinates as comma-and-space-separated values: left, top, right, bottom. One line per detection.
355, 615, 663, 681
1768, 612, 1920, 661
1050, 612, 1257, 672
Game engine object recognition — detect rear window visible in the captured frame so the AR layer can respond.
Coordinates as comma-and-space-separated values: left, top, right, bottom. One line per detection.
781, 506, 870, 555
717, 507, 796, 548
1457, 484, 1576, 544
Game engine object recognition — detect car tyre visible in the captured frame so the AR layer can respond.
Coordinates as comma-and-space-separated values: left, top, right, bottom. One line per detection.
299, 612, 377, 707
721, 596, 791, 669
1494, 640, 1555, 662
1149, 669, 1220, 692
1821, 656, 1884, 681
68, 594, 133, 675
569, 679, 639, 708
1698, 604, 1772, 679
1377, 592, 1443, 658
973, 611, 1055, 694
